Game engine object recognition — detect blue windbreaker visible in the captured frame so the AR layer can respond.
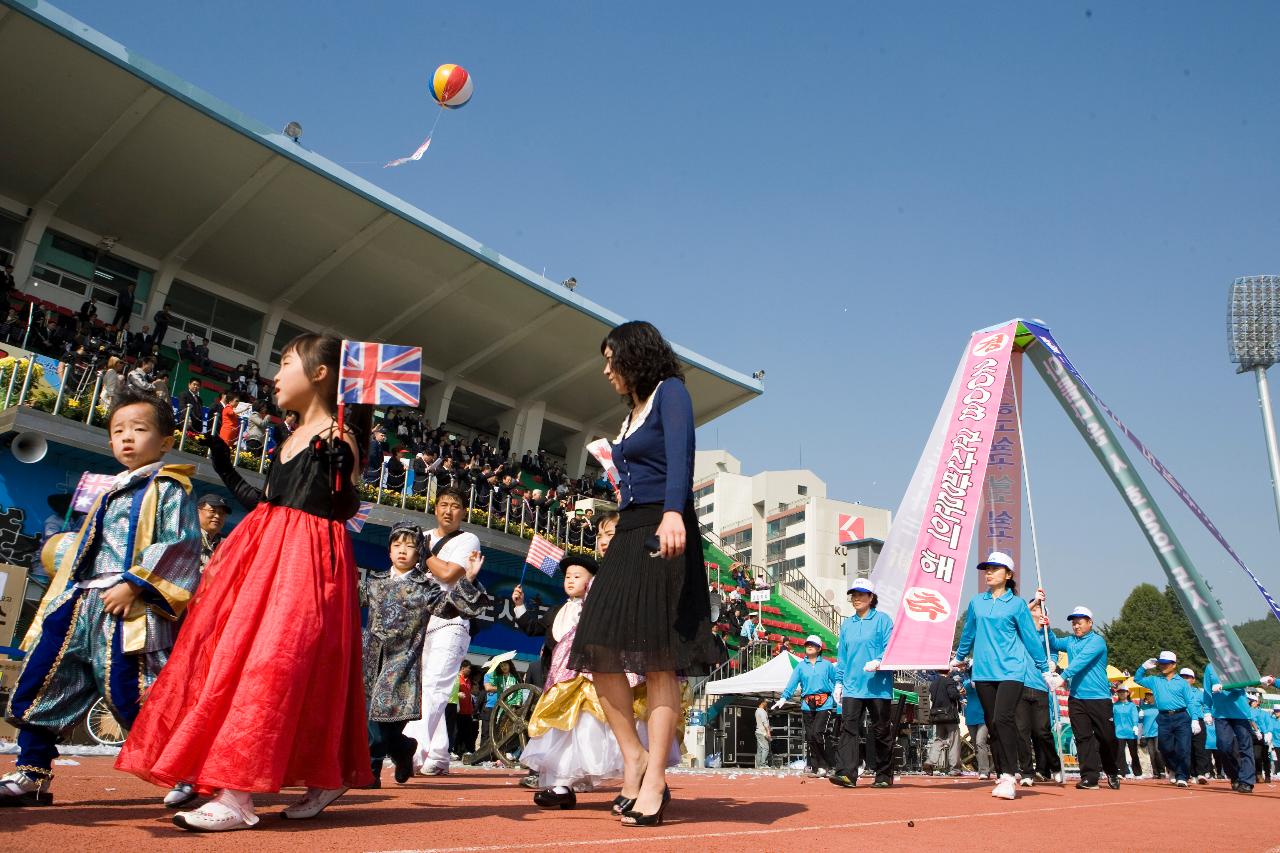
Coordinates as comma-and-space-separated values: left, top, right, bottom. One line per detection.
1112, 700, 1139, 740
955, 590, 1048, 682
781, 657, 838, 711
1048, 631, 1112, 700
834, 608, 894, 699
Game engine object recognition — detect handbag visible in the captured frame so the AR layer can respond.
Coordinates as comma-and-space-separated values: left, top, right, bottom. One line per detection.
804, 692, 831, 710
928, 705, 959, 724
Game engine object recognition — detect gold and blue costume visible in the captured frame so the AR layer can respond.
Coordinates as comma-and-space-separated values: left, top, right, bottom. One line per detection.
4, 462, 200, 784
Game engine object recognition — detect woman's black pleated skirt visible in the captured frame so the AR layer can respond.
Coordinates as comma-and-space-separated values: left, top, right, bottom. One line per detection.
568, 503, 725, 677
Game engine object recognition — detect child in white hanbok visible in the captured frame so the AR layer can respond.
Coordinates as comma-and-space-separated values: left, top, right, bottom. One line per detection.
515, 521, 680, 811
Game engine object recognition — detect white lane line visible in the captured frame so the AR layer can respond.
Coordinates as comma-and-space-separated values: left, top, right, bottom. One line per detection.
366, 794, 1179, 853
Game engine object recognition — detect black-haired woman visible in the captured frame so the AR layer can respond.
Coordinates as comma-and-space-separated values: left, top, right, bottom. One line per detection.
569, 321, 723, 827
952, 551, 1053, 802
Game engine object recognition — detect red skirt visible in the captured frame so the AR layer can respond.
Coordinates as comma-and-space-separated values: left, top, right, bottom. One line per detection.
116, 503, 372, 793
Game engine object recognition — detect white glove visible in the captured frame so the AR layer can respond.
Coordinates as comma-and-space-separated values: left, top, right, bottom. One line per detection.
1133, 725, 1142, 737
833, 683, 844, 704
1267, 732, 1274, 747
1140, 658, 1157, 671
1212, 683, 1223, 694
1204, 714, 1214, 726
1043, 672, 1064, 691
863, 659, 881, 672
771, 699, 785, 711
1191, 720, 1201, 735
1263, 675, 1276, 687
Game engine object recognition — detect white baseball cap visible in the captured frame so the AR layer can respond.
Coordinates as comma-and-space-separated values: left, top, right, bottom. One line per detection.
1178, 667, 1196, 679
977, 551, 1015, 572
847, 578, 876, 595
804, 635, 824, 649
1157, 650, 1178, 664
1067, 605, 1093, 621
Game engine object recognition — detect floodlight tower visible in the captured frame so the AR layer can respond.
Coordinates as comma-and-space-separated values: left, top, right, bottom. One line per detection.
1228, 275, 1280, 532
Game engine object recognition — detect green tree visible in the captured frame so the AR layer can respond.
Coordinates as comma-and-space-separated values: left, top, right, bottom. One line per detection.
1101, 583, 1205, 674
1236, 615, 1280, 675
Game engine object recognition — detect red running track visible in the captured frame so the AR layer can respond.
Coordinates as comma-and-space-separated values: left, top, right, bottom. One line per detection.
6, 758, 1280, 853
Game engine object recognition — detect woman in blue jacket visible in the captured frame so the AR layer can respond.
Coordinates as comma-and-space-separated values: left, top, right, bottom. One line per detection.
829, 579, 895, 789
775, 635, 837, 776
1111, 687, 1141, 779
953, 552, 1052, 801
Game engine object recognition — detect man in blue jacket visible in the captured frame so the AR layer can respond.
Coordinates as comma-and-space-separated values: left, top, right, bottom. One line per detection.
1042, 603, 1120, 790
775, 635, 837, 776
829, 579, 895, 789
1202, 663, 1274, 793
1133, 651, 1194, 786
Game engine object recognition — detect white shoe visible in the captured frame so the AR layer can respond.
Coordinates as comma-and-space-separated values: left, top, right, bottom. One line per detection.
280, 787, 348, 820
418, 764, 450, 776
1196, 775, 1209, 785
174, 790, 258, 832
0, 770, 53, 806
1019, 776, 1034, 787
816, 768, 829, 777
164, 782, 198, 809
1175, 779, 1189, 788
991, 775, 1018, 800
1053, 770, 1064, 784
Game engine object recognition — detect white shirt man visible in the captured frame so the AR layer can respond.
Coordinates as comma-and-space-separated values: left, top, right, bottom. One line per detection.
404, 488, 483, 775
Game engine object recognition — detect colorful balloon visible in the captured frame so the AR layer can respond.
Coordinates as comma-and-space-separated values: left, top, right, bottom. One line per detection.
431, 64, 473, 109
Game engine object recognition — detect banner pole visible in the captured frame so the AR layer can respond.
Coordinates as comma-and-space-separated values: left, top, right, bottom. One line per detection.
1026, 335, 1259, 688
1011, 373, 1067, 782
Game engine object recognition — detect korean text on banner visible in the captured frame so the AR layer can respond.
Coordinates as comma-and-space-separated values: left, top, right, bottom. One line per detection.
976, 356, 1023, 588
881, 321, 1018, 670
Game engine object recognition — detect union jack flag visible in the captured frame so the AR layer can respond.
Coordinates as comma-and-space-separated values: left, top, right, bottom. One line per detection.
339, 341, 423, 406
525, 534, 565, 577
346, 501, 374, 533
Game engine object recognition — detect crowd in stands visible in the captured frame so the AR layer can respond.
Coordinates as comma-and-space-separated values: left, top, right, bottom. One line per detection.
361, 406, 615, 545
3, 276, 616, 544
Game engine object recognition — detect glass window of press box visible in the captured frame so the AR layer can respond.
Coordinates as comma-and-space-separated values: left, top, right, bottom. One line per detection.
31, 231, 151, 317
271, 321, 311, 364
166, 280, 263, 357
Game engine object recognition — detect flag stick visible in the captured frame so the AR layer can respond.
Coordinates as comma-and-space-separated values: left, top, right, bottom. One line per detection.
517, 561, 528, 588
335, 401, 345, 492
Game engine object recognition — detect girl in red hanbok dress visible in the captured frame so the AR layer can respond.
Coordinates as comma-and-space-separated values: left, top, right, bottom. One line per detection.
117, 333, 373, 832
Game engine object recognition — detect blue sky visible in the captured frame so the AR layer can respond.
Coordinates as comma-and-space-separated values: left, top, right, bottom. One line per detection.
49, 1, 1280, 626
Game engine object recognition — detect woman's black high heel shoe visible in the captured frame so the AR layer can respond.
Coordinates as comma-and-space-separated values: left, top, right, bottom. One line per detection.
621, 786, 670, 827
610, 794, 636, 816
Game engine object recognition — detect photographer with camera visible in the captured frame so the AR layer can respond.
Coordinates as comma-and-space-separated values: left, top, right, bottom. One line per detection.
925, 668, 963, 775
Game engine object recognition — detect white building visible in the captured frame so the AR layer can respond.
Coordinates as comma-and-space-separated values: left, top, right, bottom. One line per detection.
692, 451, 891, 615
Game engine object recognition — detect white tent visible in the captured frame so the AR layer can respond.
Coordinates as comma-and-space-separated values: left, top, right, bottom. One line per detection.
704, 652, 800, 696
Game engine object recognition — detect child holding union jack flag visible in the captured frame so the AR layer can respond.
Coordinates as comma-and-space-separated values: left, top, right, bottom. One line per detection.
117, 333, 377, 832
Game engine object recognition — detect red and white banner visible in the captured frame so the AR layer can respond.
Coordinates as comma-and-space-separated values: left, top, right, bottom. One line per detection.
976, 355, 1023, 588
879, 321, 1019, 669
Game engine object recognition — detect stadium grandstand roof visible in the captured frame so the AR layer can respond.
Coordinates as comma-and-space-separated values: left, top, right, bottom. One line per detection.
0, 0, 761, 452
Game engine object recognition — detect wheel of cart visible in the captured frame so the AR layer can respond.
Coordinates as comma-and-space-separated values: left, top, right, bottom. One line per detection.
85, 696, 126, 747
485, 681, 542, 767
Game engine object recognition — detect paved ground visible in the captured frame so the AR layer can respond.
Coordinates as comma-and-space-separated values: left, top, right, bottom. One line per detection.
6, 758, 1280, 852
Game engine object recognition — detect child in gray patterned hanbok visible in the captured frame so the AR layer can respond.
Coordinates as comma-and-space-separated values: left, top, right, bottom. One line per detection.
361, 521, 487, 787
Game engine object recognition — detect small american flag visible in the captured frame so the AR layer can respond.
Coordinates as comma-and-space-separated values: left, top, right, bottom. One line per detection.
346, 501, 374, 533
71, 473, 118, 513
339, 341, 423, 407
525, 534, 565, 577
